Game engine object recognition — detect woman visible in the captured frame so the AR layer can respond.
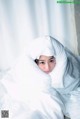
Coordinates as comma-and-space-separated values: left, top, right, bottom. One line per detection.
26, 35, 80, 119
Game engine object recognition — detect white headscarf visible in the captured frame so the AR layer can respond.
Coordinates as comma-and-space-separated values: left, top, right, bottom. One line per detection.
26, 35, 67, 88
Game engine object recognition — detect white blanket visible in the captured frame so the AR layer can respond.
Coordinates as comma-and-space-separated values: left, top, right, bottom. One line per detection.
0, 36, 80, 119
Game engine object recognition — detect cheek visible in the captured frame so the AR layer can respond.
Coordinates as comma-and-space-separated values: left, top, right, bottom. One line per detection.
38, 64, 44, 71
51, 62, 56, 70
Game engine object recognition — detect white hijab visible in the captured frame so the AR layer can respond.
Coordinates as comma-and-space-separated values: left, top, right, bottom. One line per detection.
26, 35, 67, 88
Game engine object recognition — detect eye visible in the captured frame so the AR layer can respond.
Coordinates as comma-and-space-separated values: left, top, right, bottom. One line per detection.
50, 59, 54, 62
50, 59, 55, 63
38, 61, 45, 64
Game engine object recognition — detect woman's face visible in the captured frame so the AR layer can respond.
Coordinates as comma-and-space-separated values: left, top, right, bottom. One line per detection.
37, 55, 56, 74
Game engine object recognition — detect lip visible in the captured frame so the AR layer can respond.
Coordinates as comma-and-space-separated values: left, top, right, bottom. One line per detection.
44, 71, 50, 74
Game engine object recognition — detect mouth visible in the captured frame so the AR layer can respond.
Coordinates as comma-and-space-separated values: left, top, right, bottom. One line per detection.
44, 71, 50, 74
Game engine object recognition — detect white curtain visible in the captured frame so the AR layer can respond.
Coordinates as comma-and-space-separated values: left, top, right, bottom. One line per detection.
0, 0, 78, 71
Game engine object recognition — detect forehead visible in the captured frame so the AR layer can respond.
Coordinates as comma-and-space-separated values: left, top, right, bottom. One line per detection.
39, 55, 54, 60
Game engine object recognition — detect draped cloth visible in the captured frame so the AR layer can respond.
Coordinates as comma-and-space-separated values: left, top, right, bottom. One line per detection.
0, 36, 64, 118
0, 36, 80, 119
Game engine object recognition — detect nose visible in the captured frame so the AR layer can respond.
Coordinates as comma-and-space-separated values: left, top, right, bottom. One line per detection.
44, 63, 50, 73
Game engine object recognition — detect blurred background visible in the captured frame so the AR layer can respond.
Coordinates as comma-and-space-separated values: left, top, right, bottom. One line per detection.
0, 0, 79, 72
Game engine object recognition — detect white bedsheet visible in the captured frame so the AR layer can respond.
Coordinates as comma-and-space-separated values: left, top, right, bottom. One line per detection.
0, 36, 80, 119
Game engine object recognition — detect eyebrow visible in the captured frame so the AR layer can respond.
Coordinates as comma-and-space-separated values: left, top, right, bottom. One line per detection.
49, 56, 55, 59
39, 56, 55, 61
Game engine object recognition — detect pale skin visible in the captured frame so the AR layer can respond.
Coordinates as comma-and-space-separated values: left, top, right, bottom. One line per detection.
35, 55, 56, 74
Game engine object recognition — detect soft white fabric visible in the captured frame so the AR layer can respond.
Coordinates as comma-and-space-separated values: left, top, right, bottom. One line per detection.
25, 35, 80, 118
0, 36, 64, 118
0, 63, 64, 119
0, 35, 80, 119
